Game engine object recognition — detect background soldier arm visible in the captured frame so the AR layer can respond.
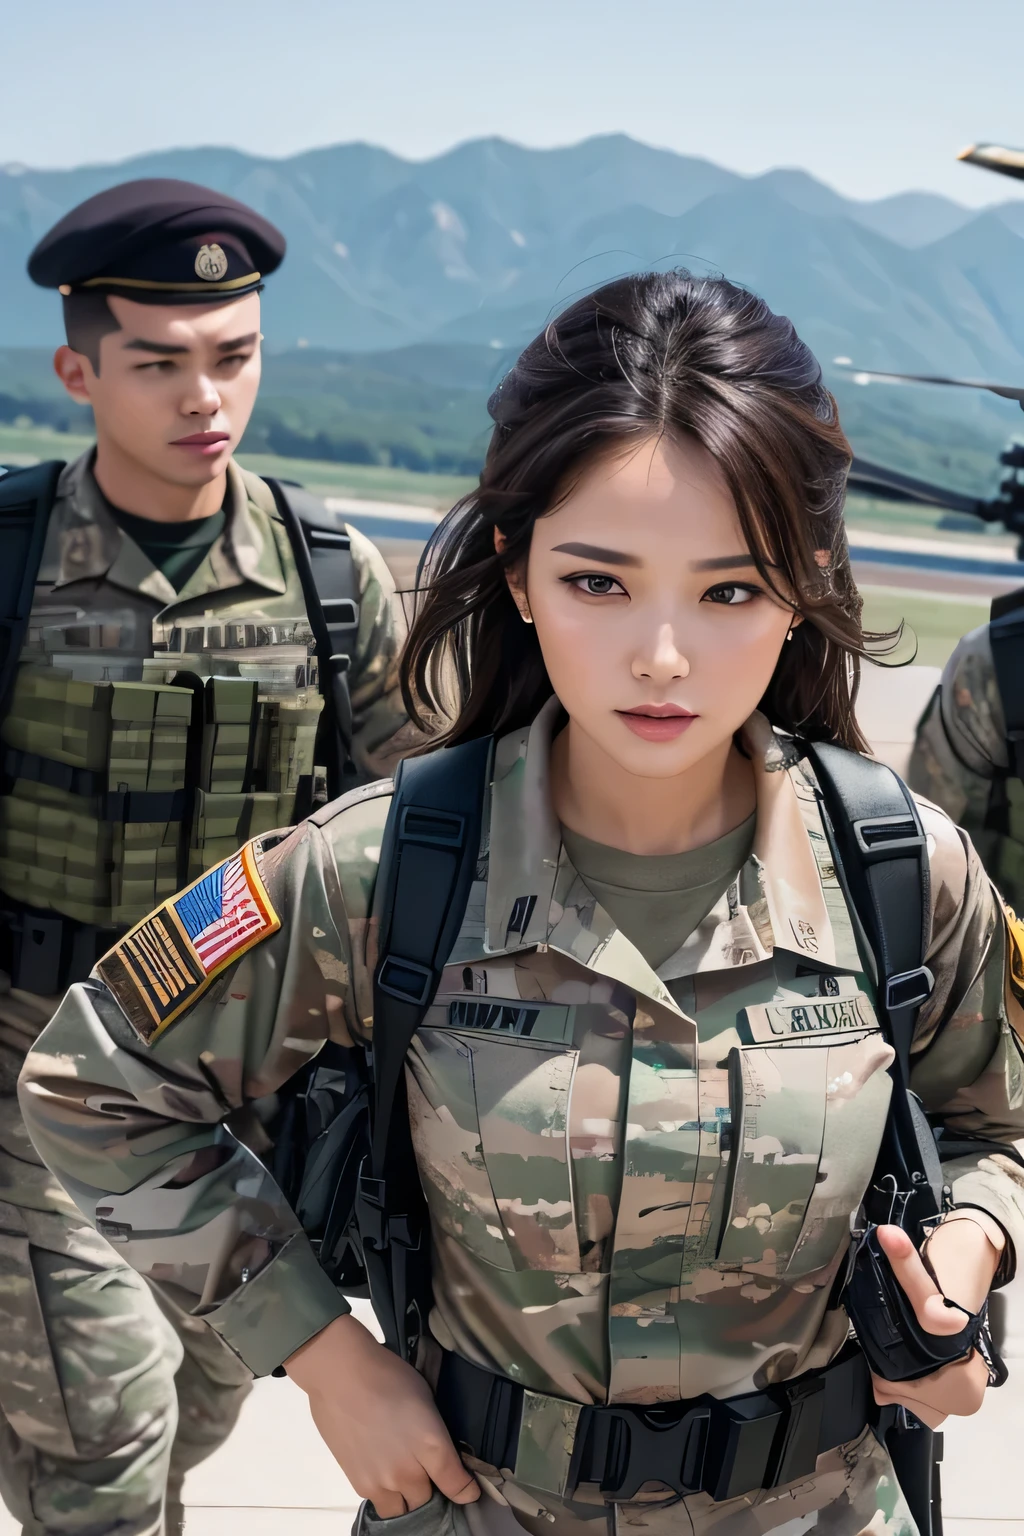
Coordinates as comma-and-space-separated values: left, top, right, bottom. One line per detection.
16, 809, 380, 1377
911, 801, 1024, 1277
907, 624, 1007, 825
345, 523, 425, 778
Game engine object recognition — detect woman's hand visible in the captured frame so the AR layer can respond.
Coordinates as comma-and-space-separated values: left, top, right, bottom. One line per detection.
285, 1314, 480, 1517
869, 1217, 1004, 1429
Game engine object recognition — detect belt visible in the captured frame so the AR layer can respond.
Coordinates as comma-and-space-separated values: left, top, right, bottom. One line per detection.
436, 1344, 892, 1505
3, 747, 184, 823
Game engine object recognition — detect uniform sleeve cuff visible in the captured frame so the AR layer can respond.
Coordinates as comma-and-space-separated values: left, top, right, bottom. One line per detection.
205, 1235, 351, 1376
948, 1163, 1022, 1288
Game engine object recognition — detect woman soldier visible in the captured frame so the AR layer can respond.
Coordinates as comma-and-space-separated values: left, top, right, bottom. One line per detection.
19, 271, 1024, 1536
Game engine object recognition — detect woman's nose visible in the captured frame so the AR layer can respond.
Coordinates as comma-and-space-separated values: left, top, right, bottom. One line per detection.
631, 622, 690, 683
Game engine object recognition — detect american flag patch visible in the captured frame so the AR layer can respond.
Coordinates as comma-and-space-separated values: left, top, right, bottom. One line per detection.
97, 840, 280, 1045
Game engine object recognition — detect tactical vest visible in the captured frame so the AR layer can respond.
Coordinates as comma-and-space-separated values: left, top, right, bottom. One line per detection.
0, 460, 361, 993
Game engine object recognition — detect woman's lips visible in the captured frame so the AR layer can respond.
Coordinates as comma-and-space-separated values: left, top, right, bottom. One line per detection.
170, 432, 231, 457
617, 705, 698, 742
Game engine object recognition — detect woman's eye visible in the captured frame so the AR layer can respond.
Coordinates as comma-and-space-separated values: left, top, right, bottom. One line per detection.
567, 574, 625, 597
704, 583, 757, 606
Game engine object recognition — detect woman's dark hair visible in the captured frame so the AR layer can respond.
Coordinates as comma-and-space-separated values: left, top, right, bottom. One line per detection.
403, 268, 887, 753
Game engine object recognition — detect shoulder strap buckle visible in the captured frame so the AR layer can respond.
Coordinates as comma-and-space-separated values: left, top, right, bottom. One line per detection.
853, 814, 926, 861
885, 966, 935, 1013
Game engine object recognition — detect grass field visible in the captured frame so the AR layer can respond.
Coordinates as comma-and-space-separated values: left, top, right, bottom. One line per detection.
0, 422, 1001, 671
0, 424, 475, 509
859, 585, 989, 670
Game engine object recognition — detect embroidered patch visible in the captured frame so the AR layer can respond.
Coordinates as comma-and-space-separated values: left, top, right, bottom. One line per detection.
97, 840, 280, 1045
1005, 905, 1024, 1007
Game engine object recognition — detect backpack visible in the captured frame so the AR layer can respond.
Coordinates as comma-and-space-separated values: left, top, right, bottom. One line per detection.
986, 586, 1024, 833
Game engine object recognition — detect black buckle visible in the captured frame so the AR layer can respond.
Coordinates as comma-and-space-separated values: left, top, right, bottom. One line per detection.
376, 954, 435, 1006
569, 1379, 827, 1504
571, 1402, 712, 1501
398, 806, 466, 848
853, 815, 926, 862
321, 597, 359, 628
885, 966, 934, 1012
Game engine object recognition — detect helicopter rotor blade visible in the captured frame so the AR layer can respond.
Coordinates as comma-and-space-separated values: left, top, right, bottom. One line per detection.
958, 142, 1024, 184
833, 361, 1024, 404
847, 457, 991, 518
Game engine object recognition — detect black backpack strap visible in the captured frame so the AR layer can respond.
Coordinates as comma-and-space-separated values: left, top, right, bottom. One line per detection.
803, 743, 933, 1079
358, 733, 493, 1357
803, 742, 946, 1225
803, 743, 946, 1536
0, 461, 63, 718
989, 587, 1024, 779
263, 478, 361, 795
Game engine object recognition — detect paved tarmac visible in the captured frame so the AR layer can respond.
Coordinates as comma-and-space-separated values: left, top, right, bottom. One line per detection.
3, 663, 1021, 1535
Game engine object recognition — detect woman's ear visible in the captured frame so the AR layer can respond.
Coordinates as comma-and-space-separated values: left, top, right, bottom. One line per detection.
494, 527, 533, 624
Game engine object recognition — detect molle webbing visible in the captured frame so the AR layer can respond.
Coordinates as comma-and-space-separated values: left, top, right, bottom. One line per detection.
0, 669, 191, 927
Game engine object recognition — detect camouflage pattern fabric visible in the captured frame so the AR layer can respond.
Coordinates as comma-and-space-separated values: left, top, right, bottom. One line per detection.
907, 620, 1024, 913
20, 703, 1024, 1536
0, 1034, 251, 1535
0, 447, 413, 1531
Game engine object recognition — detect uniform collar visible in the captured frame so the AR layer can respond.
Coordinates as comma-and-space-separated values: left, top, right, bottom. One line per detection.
51, 451, 288, 604
174, 462, 288, 601
483, 701, 844, 1008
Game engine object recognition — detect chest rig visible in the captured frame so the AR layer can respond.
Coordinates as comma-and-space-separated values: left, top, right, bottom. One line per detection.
0, 461, 360, 994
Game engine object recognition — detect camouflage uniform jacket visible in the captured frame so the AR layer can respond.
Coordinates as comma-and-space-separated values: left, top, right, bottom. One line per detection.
0, 449, 416, 1035
18, 703, 1024, 1496
908, 622, 1024, 913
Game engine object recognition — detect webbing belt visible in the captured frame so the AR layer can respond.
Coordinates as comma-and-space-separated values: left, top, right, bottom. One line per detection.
436, 1345, 892, 1505
3, 747, 185, 823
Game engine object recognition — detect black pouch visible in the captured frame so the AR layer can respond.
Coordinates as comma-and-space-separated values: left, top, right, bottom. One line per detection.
844, 1223, 1007, 1386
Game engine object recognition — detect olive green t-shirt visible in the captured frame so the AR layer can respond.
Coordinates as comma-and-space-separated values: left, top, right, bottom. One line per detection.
110, 504, 227, 593
561, 814, 756, 971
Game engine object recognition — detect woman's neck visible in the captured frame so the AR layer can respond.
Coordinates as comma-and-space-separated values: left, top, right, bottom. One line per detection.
550, 721, 756, 857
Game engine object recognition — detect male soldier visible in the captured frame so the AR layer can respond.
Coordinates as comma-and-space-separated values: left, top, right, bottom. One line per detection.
908, 609, 1024, 912
0, 180, 417, 1535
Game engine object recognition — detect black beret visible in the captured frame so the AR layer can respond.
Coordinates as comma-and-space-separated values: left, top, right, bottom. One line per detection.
28, 178, 286, 304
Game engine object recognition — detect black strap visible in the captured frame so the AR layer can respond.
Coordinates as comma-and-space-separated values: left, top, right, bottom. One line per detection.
0, 461, 64, 720
3, 746, 184, 822
263, 478, 361, 796
804, 744, 932, 1080
358, 734, 492, 1356
989, 587, 1024, 779
804, 742, 943, 1233
437, 1343, 889, 1504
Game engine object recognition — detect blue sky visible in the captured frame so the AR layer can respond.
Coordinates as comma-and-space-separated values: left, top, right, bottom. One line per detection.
5, 0, 1024, 205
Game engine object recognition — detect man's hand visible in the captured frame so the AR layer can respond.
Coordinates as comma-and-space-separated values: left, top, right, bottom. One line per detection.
285, 1314, 480, 1517
870, 1219, 1003, 1429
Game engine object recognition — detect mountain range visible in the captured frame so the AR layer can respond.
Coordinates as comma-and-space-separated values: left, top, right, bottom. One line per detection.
5, 134, 1024, 386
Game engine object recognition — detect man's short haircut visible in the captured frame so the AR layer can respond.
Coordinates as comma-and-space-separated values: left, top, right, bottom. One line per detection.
61, 291, 122, 373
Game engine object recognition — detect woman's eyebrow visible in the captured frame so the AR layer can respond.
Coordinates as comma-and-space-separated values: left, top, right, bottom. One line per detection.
551, 541, 641, 567
690, 554, 758, 572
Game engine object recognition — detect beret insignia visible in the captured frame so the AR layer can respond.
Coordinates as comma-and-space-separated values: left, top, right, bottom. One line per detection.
97, 839, 280, 1045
